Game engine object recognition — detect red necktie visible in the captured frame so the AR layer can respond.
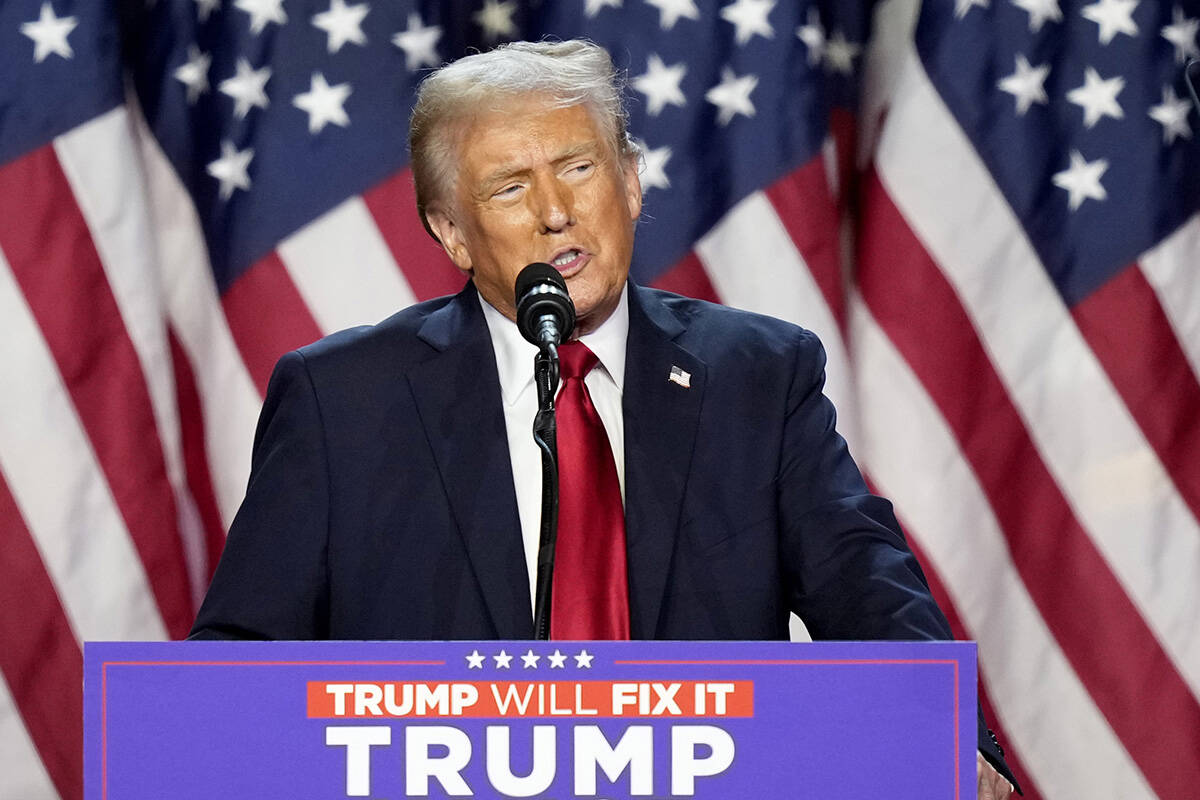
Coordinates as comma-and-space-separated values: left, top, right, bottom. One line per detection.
550, 341, 631, 640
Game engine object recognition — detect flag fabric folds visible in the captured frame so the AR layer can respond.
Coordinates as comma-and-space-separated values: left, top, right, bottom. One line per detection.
1, 0, 1197, 797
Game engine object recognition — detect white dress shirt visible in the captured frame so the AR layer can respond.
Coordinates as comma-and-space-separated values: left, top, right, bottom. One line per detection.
479, 286, 629, 610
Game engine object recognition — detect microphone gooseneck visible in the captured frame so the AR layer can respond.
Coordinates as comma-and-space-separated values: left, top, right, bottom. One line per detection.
515, 263, 576, 350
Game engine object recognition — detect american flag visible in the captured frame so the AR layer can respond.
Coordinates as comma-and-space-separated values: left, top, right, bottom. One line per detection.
1, 0, 1197, 796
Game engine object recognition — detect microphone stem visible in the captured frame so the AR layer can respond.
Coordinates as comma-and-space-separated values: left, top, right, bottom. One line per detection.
532, 346, 559, 640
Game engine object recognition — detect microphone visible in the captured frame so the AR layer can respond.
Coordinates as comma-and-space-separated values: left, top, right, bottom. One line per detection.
1187, 60, 1199, 115
515, 263, 576, 350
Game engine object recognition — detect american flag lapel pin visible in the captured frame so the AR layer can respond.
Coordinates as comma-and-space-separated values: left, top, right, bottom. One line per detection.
668, 365, 691, 388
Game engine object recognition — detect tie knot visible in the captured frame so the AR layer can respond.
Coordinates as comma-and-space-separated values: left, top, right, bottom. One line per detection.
558, 341, 598, 382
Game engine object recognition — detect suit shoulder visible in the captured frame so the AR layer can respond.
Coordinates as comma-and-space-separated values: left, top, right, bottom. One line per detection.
290, 293, 457, 374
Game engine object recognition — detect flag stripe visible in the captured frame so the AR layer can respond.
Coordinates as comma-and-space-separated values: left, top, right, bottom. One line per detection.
0, 245, 166, 643
648, 250, 721, 304
0, 471, 82, 800
1072, 262, 1200, 526
128, 101, 259, 526
902, 531, 1040, 800
764, 154, 847, 332
221, 251, 324, 397
0, 673, 60, 800
0, 146, 192, 639
53, 107, 213, 610
848, 295, 1157, 800
168, 328, 226, 585
277, 195, 417, 334
362, 169, 467, 303
860, 169, 1200, 800
694, 184, 860, 450
1139, 214, 1200, 385
877, 44, 1200, 699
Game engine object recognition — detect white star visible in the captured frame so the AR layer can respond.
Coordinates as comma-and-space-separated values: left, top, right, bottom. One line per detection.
1148, 85, 1192, 144
632, 54, 687, 116
1011, 0, 1062, 32
219, 58, 271, 119
585, 0, 622, 17
392, 13, 443, 71
235, 0, 287, 35
1066, 66, 1125, 128
312, 0, 368, 53
636, 139, 672, 190
173, 45, 211, 105
465, 649, 486, 669
796, 8, 825, 66
645, 0, 700, 30
720, 0, 775, 45
473, 0, 517, 42
824, 30, 861, 75
493, 650, 514, 669
705, 67, 758, 125
194, 0, 221, 22
1052, 150, 1109, 210
547, 649, 568, 668
1081, 0, 1138, 44
20, 3, 78, 63
1161, 6, 1200, 64
206, 140, 254, 200
997, 54, 1050, 115
293, 72, 352, 134
955, 0, 989, 18
573, 649, 594, 669
521, 650, 541, 669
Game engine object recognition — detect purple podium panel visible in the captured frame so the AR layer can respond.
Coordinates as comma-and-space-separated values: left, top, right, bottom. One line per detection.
84, 640, 975, 799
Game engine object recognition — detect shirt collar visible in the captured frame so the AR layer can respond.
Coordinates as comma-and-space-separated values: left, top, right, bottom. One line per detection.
480, 283, 629, 407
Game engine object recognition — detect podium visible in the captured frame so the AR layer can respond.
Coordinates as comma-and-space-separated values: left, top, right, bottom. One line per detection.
85, 640, 975, 798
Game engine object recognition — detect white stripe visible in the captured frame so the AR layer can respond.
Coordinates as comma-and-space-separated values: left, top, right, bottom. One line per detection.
0, 675, 58, 800
849, 294, 1157, 800
277, 196, 417, 335
52, 107, 207, 607
1139, 213, 1200, 381
0, 249, 166, 642
875, 45, 1200, 699
694, 191, 861, 454
126, 95, 260, 529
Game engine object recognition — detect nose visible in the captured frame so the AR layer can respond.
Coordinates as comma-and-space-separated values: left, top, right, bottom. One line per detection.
533, 176, 574, 233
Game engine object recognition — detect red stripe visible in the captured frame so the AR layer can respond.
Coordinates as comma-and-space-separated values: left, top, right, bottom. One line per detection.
764, 157, 846, 332
362, 169, 466, 301
1073, 263, 1200, 526
902, 530, 1040, 800
649, 250, 721, 303
221, 251, 323, 397
167, 328, 226, 580
0, 146, 193, 639
859, 169, 1200, 800
0, 469, 82, 800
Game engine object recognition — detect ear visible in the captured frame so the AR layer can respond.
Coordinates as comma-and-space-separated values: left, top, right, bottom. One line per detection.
622, 153, 643, 221
426, 208, 474, 274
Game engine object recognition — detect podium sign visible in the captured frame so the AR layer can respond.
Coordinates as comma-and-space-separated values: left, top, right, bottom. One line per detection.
85, 640, 975, 799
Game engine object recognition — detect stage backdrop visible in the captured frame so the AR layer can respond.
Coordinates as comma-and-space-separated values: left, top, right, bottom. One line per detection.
1, 0, 1198, 798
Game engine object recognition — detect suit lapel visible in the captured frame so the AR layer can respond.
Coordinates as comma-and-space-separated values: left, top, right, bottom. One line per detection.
622, 284, 706, 638
407, 284, 534, 638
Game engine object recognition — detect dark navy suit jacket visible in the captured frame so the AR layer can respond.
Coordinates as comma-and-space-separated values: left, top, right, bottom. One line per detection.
191, 281, 1016, 786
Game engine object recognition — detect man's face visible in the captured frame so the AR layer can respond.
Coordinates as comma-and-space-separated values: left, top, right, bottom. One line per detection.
427, 97, 642, 335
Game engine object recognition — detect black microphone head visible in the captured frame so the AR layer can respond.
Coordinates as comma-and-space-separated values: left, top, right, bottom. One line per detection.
515, 263, 576, 347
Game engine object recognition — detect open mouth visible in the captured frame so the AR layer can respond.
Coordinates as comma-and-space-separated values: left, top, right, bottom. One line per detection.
550, 249, 586, 271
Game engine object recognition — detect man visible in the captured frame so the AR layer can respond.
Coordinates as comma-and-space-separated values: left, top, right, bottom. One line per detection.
191, 40, 1016, 797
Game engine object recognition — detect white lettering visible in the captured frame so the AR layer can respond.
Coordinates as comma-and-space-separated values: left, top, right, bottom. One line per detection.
671, 726, 735, 795
405, 726, 473, 796
573, 725, 653, 796
325, 726, 390, 797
